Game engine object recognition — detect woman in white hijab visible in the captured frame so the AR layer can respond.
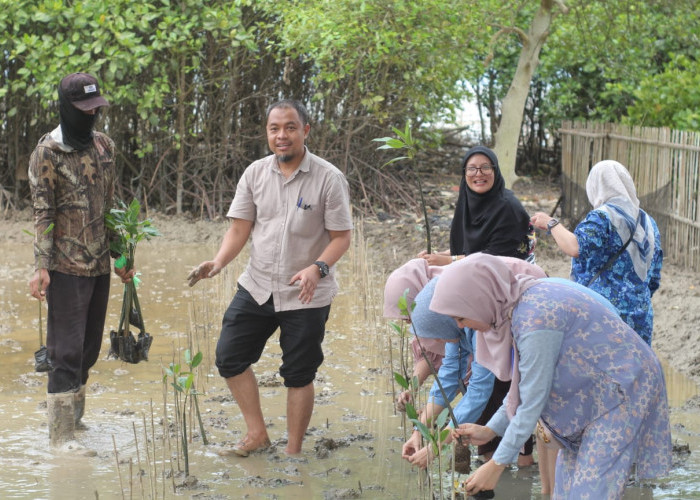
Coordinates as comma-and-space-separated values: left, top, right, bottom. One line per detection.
530, 160, 662, 345
430, 254, 671, 499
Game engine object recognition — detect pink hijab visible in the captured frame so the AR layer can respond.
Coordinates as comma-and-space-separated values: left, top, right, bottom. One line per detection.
429, 253, 545, 417
383, 258, 443, 319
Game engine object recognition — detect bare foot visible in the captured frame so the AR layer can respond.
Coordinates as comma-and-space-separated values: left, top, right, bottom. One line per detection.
218, 434, 271, 457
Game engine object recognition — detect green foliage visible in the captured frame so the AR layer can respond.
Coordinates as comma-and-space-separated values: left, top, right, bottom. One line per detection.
373, 122, 417, 166
374, 123, 432, 252
408, 407, 451, 456
531, 0, 700, 132
393, 371, 409, 390
163, 349, 207, 477
105, 199, 159, 340
105, 199, 160, 267
164, 349, 203, 395
268, 0, 472, 124
5, 0, 700, 213
626, 54, 700, 131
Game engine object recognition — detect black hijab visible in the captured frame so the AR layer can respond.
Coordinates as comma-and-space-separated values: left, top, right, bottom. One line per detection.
58, 85, 98, 151
449, 145, 530, 258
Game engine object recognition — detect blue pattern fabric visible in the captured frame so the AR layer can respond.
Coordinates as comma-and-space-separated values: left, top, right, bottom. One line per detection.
571, 209, 662, 345
427, 330, 495, 426
410, 278, 495, 425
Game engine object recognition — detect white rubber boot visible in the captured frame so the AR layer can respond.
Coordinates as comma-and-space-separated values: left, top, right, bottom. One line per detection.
47, 391, 96, 456
47, 392, 75, 446
74, 385, 87, 429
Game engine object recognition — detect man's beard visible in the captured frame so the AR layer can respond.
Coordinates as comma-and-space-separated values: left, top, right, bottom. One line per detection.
277, 153, 294, 163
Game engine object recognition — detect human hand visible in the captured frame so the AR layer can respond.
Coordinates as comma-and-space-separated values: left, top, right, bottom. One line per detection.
451, 423, 495, 446
29, 269, 50, 300
289, 264, 321, 304
395, 390, 412, 412
401, 430, 422, 459
406, 445, 433, 469
114, 265, 136, 284
463, 460, 505, 497
419, 253, 451, 266
529, 212, 554, 231
187, 261, 221, 287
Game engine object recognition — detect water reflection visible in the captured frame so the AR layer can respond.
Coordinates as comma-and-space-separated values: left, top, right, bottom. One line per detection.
0, 238, 698, 499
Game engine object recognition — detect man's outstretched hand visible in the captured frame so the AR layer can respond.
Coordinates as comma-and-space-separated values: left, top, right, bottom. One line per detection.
187, 261, 221, 287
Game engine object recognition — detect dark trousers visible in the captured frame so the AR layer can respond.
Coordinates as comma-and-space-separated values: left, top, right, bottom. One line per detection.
46, 271, 110, 393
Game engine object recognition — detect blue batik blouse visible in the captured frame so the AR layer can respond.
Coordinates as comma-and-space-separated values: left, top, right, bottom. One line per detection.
571, 208, 662, 345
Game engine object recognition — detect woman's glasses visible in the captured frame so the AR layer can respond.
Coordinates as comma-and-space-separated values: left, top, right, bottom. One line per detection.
466, 164, 495, 176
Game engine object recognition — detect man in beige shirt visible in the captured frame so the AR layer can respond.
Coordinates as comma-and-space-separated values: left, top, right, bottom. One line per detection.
188, 100, 352, 456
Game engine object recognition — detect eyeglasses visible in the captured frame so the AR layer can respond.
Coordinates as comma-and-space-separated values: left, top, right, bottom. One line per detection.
466, 164, 495, 176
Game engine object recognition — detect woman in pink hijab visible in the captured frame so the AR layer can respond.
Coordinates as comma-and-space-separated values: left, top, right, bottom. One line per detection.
430, 254, 671, 499
383, 258, 445, 411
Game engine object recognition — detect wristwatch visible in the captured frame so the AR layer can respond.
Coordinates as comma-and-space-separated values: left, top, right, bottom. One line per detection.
546, 217, 560, 233
315, 261, 329, 278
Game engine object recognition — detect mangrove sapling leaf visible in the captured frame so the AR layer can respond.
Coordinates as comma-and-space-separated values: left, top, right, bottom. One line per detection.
406, 403, 419, 421
389, 321, 403, 336
162, 349, 208, 475
397, 290, 412, 317
410, 419, 432, 442
435, 407, 449, 429
106, 199, 160, 363
373, 122, 431, 253
401, 291, 461, 430
431, 428, 452, 456
394, 372, 409, 390
22, 222, 55, 238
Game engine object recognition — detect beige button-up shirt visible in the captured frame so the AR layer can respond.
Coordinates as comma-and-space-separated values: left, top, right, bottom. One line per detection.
227, 148, 353, 311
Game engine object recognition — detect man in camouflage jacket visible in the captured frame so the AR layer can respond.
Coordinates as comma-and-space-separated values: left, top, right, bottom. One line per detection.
28, 73, 131, 449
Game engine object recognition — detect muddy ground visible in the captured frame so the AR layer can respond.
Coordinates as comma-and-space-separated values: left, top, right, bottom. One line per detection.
2, 173, 699, 388
2, 172, 699, 498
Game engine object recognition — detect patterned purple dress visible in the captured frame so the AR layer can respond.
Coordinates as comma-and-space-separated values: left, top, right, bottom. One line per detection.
513, 281, 671, 499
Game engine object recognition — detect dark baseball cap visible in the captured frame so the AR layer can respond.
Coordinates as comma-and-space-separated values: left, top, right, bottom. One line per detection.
59, 72, 110, 111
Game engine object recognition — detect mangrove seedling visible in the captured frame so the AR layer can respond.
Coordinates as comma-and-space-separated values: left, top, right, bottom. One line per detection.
163, 349, 207, 477
105, 199, 160, 363
393, 288, 463, 495
373, 122, 432, 253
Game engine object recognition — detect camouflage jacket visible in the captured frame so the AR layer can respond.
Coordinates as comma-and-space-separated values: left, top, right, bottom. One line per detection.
28, 129, 116, 276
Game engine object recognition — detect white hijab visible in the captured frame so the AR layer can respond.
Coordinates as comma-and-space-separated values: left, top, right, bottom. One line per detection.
586, 160, 655, 281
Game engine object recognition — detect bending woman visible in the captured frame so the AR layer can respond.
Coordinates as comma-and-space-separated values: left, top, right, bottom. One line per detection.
430, 254, 671, 499
530, 160, 662, 345
383, 258, 446, 412
400, 256, 546, 470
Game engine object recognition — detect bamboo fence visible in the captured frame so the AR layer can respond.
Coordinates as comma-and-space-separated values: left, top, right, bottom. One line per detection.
559, 121, 700, 272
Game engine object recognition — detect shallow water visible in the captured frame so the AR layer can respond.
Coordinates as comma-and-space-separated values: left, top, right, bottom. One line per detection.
0, 238, 698, 499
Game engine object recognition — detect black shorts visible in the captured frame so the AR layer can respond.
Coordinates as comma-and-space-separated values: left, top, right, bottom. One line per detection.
215, 285, 330, 387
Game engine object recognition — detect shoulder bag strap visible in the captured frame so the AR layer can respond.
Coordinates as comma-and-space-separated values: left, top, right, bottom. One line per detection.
587, 213, 640, 287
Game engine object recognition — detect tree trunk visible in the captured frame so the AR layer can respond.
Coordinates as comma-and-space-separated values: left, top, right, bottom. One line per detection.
493, 1, 556, 188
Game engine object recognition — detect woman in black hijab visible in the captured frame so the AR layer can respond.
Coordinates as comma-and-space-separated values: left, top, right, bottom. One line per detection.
418, 145, 532, 265
414, 145, 536, 472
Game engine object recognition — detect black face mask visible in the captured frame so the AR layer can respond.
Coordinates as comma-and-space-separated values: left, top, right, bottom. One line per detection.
58, 87, 98, 151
